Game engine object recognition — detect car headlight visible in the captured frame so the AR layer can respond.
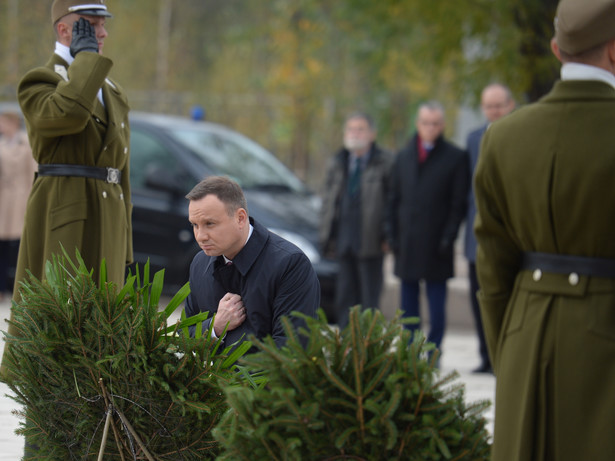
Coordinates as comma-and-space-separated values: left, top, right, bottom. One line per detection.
269, 228, 321, 263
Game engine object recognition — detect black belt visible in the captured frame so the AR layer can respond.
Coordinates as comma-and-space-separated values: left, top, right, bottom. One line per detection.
37, 164, 121, 184
522, 252, 615, 278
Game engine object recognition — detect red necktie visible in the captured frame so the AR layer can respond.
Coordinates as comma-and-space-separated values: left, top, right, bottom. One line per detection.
417, 138, 429, 164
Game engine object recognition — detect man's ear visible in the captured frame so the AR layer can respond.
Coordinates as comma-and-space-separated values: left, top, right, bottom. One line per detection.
56, 21, 71, 44
236, 208, 248, 226
551, 37, 563, 62
606, 40, 615, 66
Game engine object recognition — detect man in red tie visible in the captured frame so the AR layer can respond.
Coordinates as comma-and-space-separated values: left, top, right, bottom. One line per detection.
387, 101, 470, 361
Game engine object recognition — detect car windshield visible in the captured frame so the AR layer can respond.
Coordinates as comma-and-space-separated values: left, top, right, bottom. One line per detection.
168, 125, 306, 193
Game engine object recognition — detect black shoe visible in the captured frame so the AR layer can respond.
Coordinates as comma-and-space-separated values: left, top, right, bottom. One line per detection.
472, 363, 492, 374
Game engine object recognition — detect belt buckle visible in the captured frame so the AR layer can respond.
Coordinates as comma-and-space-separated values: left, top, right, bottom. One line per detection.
106, 167, 120, 184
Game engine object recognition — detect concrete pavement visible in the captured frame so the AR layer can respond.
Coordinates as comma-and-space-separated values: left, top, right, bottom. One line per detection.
0, 255, 495, 458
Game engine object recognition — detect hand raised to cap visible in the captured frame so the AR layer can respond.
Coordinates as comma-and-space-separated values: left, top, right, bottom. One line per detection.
70, 17, 99, 57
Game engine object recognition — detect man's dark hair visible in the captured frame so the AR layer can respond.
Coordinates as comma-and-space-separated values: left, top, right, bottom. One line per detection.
186, 176, 248, 217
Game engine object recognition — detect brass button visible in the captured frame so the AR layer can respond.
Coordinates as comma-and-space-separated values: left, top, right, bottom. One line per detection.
102, 191, 108, 199
532, 269, 542, 281
568, 272, 579, 286
124, 146, 128, 154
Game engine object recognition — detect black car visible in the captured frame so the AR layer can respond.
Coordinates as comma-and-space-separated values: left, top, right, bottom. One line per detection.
127, 112, 336, 312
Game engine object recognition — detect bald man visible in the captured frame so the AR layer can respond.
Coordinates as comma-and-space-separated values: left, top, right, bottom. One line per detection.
464, 83, 514, 373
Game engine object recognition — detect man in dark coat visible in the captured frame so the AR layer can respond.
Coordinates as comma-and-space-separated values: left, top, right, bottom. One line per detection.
474, 0, 615, 459
388, 101, 469, 355
464, 83, 515, 373
319, 112, 393, 327
1, 0, 131, 379
184, 176, 319, 351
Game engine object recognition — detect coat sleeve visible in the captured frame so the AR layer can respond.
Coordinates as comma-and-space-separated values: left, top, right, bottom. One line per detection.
270, 252, 320, 348
122, 117, 133, 264
385, 152, 401, 252
319, 155, 341, 255
473, 128, 522, 368
18, 53, 113, 138
185, 255, 215, 337
378, 150, 395, 244
440, 150, 470, 251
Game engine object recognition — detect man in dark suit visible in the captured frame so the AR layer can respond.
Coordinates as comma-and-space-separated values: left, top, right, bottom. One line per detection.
474, 0, 615, 458
464, 84, 514, 373
388, 101, 469, 358
184, 176, 319, 350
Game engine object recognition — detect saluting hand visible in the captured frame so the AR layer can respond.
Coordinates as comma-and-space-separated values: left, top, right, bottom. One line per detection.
70, 17, 99, 57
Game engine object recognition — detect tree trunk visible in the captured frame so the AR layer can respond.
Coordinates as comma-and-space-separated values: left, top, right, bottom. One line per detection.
156, 0, 173, 109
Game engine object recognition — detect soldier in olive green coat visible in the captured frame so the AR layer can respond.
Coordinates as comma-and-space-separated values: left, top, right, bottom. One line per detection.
1, 0, 132, 379
474, 1, 615, 459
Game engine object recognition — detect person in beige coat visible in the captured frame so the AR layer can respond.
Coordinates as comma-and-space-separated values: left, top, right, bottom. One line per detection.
1, 0, 132, 383
474, 0, 615, 459
0, 112, 37, 300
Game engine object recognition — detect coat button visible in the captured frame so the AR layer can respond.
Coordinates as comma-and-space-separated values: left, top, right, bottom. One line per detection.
124, 147, 128, 154
532, 269, 542, 281
119, 193, 124, 200
102, 191, 108, 198
568, 272, 579, 286
121, 122, 125, 129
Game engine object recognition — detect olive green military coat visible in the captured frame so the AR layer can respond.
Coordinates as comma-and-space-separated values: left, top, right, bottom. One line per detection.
8, 52, 132, 331
474, 80, 615, 461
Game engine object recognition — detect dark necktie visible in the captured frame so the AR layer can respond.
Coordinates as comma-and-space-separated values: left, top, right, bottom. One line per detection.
214, 259, 242, 293
347, 160, 361, 196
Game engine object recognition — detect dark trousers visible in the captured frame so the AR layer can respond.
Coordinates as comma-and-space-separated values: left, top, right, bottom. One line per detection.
468, 262, 491, 368
335, 252, 383, 328
401, 279, 447, 351
0, 239, 19, 293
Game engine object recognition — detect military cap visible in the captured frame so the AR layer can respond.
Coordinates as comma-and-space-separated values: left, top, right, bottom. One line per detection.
554, 0, 615, 54
52, 0, 112, 25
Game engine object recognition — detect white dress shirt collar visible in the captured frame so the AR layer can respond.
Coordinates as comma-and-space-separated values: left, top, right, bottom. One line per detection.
223, 224, 254, 264
55, 41, 74, 66
561, 62, 615, 90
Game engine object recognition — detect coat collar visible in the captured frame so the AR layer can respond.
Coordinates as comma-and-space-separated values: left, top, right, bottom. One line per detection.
219, 217, 268, 277
407, 133, 445, 154
337, 142, 383, 167
542, 79, 615, 104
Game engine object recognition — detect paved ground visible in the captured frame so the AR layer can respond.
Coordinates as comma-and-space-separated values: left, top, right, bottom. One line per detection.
0, 253, 495, 458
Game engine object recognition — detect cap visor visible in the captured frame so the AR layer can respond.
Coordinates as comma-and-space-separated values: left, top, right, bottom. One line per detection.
74, 9, 112, 18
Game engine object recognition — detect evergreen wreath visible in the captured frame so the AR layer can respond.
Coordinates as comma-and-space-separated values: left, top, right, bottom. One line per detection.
2, 250, 250, 460
213, 307, 492, 460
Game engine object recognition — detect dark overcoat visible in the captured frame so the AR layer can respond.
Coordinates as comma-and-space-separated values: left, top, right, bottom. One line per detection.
388, 134, 469, 281
185, 218, 320, 351
474, 80, 615, 461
